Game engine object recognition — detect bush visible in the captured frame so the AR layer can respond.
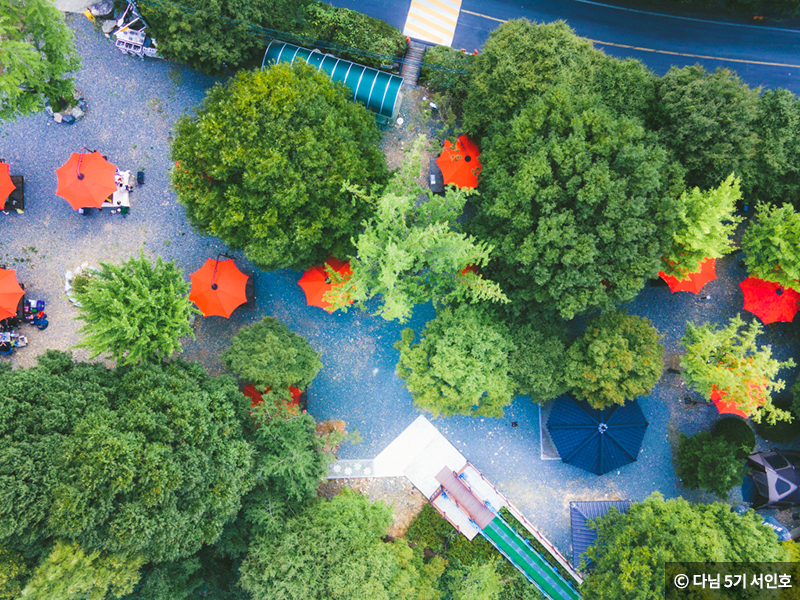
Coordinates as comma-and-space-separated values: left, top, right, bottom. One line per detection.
675, 431, 747, 497
754, 397, 800, 443
713, 417, 757, 457
419, 46, 474, 115
302, 2, 406, 69
508, 321, 569, 403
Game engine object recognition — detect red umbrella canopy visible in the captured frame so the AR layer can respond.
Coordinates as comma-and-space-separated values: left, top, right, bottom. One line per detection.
0, 269, 24, 320
0, 163, 16, 210
56, 151, 118, 210
298, 258, 352, 311
189, 258, 249, 318
658, 258, 717, 294
435, 135, 482, 189
244, 384, 302, 413
740, 277, 800, 324
710, 384, 765, 419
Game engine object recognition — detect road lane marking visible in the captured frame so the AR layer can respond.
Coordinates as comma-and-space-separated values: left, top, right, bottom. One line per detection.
460, 10, 799, 68
405, 0, 462, 45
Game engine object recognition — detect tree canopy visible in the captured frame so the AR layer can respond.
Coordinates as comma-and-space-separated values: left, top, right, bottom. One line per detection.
239, 488, 440, 600
141, 0, 311, 75
221, 317, 322, 391
655, 65, 760, 195
582, 494, 788, 600
680, 314, 796, 423
469, 85, 682, 319
661, 174, 742, 277
742, 202, 800, 288
565, 310, 664, 408
0, 0, 80, 121
325, 138, 507, 323
0, 351, 254, 564
171, 62, 388, 271
507, 320, 569, 403
73, 251, 197, 365
674, 430, 748, 498
395, 304, 516, 418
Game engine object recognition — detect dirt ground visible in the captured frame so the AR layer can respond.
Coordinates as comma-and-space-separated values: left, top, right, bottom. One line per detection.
318, 476, 429, 538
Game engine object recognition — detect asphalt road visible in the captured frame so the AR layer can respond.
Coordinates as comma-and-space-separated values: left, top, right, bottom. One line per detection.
330, 0, 800, 93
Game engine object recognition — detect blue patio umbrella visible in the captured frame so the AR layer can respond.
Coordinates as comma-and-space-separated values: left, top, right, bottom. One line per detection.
546, 395, 648, 475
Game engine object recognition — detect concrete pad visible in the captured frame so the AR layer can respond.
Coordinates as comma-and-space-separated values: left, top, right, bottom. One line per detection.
403, 433, 467, 498
373, 415, 439, 477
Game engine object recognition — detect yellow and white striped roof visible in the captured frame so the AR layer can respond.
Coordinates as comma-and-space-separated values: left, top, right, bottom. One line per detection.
403, 0, 462, 47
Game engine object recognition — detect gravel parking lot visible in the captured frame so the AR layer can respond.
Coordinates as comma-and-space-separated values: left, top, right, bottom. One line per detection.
2, 15, 799, 557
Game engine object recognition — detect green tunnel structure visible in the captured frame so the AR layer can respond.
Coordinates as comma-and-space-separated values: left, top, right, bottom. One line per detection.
434, 468, 581, 600
262, 41, 404, 121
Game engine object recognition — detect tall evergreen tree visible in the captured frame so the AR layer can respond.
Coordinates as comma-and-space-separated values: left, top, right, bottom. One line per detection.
73, 250, 198, 365
680, 314, 795, 423
742, 202, 800, 288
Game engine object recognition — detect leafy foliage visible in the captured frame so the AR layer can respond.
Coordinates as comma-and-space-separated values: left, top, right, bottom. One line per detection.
420, 46, 474, 115
464, 20, 595, 138
742, 202, 800, 288
674, 431, 748, 497
221, 317, 322, 390
301, 2, 406, 69
325, 138, 508, 323
171, 63, 388, 271
141, 0, 311, 75
755, 397, 800, 443
582, 494, 788, 600
588, 54, 657, 124
661, 174, 743, 277
0, 0, 80, 121
395, 304, 516, 418
20, 541, 144, 600
450, 562, 501, 600
680, 314, 795, 423
507, 320, 569, 403
0, 351, 254, 564
712, 417, 757, 456
565, 310, 664, 408
655, 65, 760, 195
73, 250, 197, 365
469, 85, 682, 319
0, 545, 28, 600
751, 88, 800, 209
239, 488, 441, 600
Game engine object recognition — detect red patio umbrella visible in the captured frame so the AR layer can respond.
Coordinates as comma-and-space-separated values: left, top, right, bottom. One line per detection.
0, 269, 24, 320
0, 163, 16, 210
739, 277, 800, 324
56, 151, 117, 210
298, 258, 352, 311
189, 258, 249, 318
244, 384, 302, 412
435, 135, 482, 189
658, 258, 717, 294
710, 387, 748, 418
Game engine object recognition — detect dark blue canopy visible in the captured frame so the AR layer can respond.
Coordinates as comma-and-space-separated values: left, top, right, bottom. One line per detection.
547, 395, 648, 475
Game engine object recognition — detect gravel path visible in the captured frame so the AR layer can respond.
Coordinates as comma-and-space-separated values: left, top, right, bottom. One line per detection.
2, 16, 798, 559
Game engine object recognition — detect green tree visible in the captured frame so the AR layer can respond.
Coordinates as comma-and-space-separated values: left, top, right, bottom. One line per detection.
0, 544, 28, 600
141, 0, 310, 75
674, 431, 747, 497
588, 54, 657, 124
221, 317, 322, 390
507, 320, 569, 403
564, 310, 664, 409
420, 46, 474, 116
0, 0, 80, 121
0, 351, 255, 564
661, 174, 743, 277
20, 541, 144, 600
325, 138, 507, 323
172, 63, 388, 271
469, 85, 682, 319
73, 250, 197, 365
395, 304, 516, 418
680, 314, 795, 423
742, 202, 800, 288
451, 562, 501, 600
582, 494, 788, 600
239, 488, 440, 600
751, 88, 800, 209
655, 65, 760, 194
464, 19, 595, 138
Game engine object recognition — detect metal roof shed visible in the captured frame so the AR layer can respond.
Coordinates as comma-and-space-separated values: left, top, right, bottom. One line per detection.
262, 41, 403, 121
